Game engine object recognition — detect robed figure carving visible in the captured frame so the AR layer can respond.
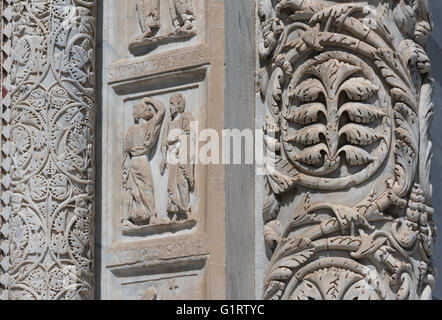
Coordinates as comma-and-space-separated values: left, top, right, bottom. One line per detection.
169, 0, 196, 32
136, 0, 161, 39
160, 93, 195, 221
123, 97, 165, 226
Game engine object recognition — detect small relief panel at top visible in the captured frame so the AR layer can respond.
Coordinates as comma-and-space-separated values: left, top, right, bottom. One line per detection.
121, 87, 200, 238
128, 0, 202, 56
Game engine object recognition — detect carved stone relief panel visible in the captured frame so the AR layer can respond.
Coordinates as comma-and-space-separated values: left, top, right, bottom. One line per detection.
118, 79, 202, 237
257, 0, 435, 300
104, 62, 208, 300
127, 0, 203, 56
100, 0, 225, 300
105, 237, 208, 300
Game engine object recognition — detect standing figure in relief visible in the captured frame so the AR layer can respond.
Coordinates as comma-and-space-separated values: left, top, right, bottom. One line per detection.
160, 93, 195, 221
136, 0, 161, 39
169, 0, 196, 32
122, 97, 165, 226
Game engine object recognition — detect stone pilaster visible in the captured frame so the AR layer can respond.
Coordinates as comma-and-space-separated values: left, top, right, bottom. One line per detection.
0, 0, 13, 300
1, 0, 96, 300
258, 0, 436, 300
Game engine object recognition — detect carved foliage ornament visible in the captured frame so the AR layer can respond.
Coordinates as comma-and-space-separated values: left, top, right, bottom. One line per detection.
259, 0, 435, 300
1, 0, 96, 300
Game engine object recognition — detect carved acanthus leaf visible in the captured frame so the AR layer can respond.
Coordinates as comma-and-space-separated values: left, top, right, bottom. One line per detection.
265, 155, 299, 195
289, 103, 326, 125
339, 123, 380, 146
295, 143, 327, 166
263, 236, 316, 299
270, 237, 316, 270
351, 230, 388, 260
263, 191, 281, 224
339, 77, 379, 101
400, 40, 431, 74
310, 4, 365, 29
291, 124, 326, 146
285, 193, 321, 234
374, 48, 416, 109
293, 78, 324, 102
339, 145, 375, 166
264, 220, 283, 254
338, 103, 386, 124
394, 1, 416, 36
418, 80, 434, 204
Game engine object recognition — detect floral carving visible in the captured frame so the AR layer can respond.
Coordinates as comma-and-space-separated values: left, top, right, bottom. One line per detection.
283, 55, 389, 179
259, 0, 435, 300
1, 0, 96, 300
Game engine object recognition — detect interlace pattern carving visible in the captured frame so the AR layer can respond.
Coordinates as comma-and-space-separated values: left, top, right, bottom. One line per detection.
2, 0, 96, 300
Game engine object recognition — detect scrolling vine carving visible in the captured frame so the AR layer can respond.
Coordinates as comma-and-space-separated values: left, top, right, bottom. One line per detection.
1, 0, 96, 300
259, 0, 435, 300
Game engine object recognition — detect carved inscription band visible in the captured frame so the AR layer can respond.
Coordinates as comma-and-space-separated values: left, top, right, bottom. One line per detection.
1, 0, 96, 300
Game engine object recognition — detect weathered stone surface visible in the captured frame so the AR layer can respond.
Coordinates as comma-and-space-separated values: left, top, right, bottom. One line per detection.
1, 0, 97, 300
258, 0, 436, 300
0, 0, 440, 301
98, 0, 226, 300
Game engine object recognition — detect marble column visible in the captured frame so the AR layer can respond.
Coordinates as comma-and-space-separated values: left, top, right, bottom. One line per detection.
1, 0, 96, 300
258, 0, 436, 300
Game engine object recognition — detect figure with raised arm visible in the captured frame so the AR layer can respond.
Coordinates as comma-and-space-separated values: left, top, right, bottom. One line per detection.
122, 97, 165, 226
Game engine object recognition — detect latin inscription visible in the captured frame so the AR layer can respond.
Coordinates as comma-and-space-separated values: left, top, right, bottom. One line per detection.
110, 239, 207, 266
108, 45, 209, 83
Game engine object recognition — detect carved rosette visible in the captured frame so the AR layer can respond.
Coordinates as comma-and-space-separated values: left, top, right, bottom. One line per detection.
1, 0, 96, 300
259, 0, 435, 300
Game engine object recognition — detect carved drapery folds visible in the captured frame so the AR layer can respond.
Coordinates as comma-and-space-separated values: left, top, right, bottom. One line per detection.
104, 0, 223, 300
259, 0, 435, 300
1, 0, 96, 300
130, 0, 197, 54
